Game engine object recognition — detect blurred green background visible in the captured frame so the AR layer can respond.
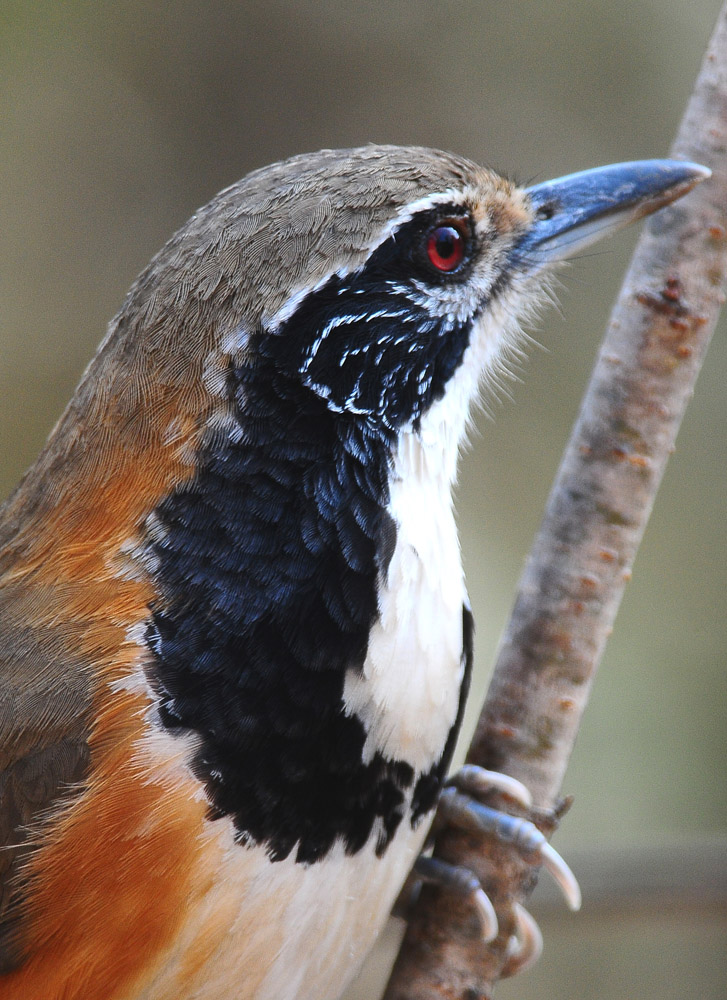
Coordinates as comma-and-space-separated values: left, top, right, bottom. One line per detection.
1, 1, 725, 996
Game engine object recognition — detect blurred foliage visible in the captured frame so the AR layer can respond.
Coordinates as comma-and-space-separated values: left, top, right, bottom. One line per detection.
1, 1, 725, 996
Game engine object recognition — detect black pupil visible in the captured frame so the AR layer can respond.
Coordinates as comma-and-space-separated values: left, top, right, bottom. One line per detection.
435, 227, 458, 260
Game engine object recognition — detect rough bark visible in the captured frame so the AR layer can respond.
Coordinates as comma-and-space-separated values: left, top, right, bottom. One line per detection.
383, 6, 727, 998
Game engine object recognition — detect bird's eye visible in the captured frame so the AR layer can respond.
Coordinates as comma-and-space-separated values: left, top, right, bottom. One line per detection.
425, 219, 469, 274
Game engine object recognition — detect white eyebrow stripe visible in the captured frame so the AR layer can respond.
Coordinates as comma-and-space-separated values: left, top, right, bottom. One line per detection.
265, 187, 472, 332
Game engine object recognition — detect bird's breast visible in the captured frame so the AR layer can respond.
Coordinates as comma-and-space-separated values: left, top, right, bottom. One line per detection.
154, 424, 470, 1000
118, 791, 428, 1000
138, 352, 470, 866
119, 408, 472, 1000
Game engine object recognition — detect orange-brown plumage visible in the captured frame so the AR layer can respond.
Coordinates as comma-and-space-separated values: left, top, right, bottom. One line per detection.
2, 710, 207, 1000
0, 386, 212, 997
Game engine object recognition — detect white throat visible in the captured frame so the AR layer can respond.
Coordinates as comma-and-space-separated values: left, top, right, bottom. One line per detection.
340, 301, 527, 772
340, 331, 486, 771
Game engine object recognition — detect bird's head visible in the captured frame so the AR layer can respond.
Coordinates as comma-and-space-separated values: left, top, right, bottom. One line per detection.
105, 145, 707, 455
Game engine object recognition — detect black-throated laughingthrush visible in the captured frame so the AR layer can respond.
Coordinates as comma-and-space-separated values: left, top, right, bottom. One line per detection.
0, 146, 707, 1000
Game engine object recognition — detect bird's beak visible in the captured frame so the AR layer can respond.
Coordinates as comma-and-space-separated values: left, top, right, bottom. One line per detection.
519, 159, 710, 267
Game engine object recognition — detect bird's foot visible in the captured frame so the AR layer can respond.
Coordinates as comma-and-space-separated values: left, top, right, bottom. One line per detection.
439, 765, 581, 912
406, 765, 581, 975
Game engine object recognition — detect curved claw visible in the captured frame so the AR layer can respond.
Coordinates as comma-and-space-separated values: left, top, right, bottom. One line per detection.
501, 903, 543, 978
437, 787, 582, 912
540, 841, 581, 911
471, 887, 499, 943
449, 764, 533, 810
412, 854, 499, 941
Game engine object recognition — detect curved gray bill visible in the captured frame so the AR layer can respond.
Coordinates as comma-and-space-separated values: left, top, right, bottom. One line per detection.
519, 159, 710, 268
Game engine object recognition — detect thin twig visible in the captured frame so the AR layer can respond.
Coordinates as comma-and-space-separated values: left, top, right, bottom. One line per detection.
382, 6, 727, 998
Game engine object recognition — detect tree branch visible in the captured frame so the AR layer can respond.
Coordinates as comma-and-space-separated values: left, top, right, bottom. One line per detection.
382, 6, 727, 998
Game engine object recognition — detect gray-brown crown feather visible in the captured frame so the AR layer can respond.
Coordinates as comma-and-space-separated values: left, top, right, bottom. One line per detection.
123, 144, 485, 336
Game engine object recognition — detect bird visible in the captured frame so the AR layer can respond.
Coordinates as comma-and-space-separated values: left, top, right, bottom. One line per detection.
0, 145, 707, 1000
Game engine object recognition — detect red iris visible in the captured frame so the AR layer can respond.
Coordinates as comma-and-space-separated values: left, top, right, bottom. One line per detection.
426, 221, 467, 272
